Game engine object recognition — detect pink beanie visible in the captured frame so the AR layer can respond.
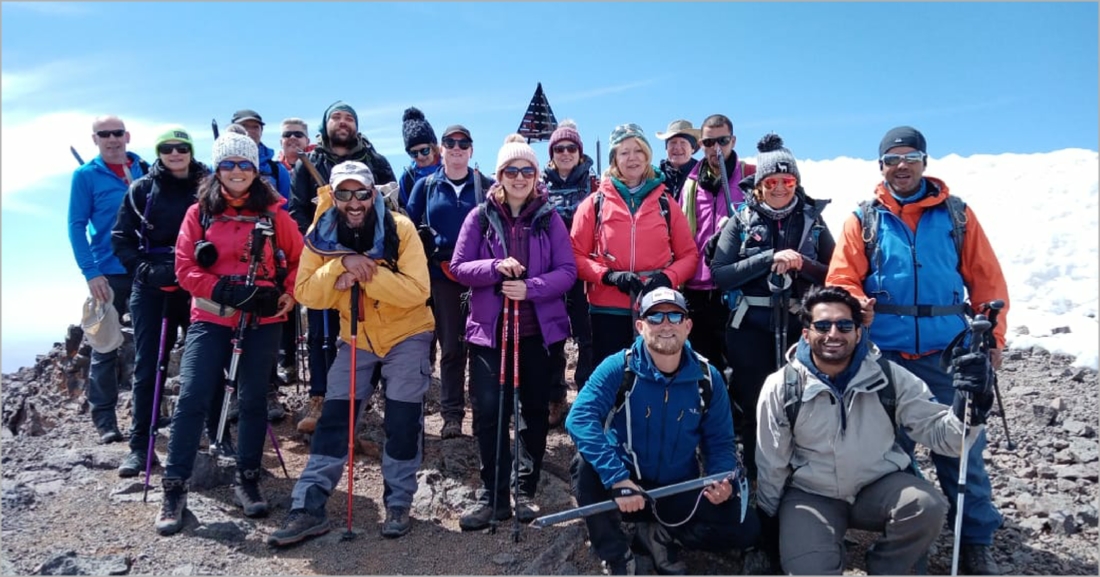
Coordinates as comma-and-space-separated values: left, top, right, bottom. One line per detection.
548, 119, 583, 157
495, 134, 540, 180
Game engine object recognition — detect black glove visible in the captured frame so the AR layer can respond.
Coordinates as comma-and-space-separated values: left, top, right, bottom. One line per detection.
951, 350, 994, 425
643, 272, 673, 292
136, 260, 178, 289
602, 270, 643, 295
211, 279, 281, 317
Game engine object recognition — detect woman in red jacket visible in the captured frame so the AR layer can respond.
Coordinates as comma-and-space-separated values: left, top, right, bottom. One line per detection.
569, 123, 699, 376
155, 125, 303, 536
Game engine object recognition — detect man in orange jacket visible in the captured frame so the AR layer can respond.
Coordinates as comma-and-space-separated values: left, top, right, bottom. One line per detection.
826, 126, 1009, 575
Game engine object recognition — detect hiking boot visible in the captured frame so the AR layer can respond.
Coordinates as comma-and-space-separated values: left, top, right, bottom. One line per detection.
155, 477, 188, 535
267, 508, 330, 547
604, 552, 636, 576
380, 506, 411, 538
440, 419, 463, 440
960, 544, 1001, 575
741, 548, 775, 575
266, 390, 286, 422
297, 395, 324, 434
233, 468, 269, 518
635, 521, 687, 575
278, 365, 298, 386
547, 398, 569, 428
458, 499, 512, 531
119, 450, 158, 478
98, 426, 123, 444
514, 494, 540, 523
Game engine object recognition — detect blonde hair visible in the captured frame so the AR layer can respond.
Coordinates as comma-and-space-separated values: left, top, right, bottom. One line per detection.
607, 136, 655, 182
493, 133, 539, 204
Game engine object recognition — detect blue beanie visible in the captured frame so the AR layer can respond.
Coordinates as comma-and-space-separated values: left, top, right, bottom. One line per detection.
323, 100, 358, 129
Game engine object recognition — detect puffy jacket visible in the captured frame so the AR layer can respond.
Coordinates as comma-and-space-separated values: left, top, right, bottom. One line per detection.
659, 157, 698, 202
678, 155, 753, 289
406, 166, 496, 279
294, 206, 434, 358
755, 339, 980, 517
68, 152, 149, 281
565, 337, 735, 488
569, 174, 699, 313
398, 160, 442, 209
826, 177, 1010, 351
257, 142, 291, 209
288, 134, 396, 233
541, 155, 599, 229
174, 201, 303, 327
450, 191, 576, 348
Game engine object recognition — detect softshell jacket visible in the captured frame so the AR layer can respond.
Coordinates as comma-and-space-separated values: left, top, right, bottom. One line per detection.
565, 337, 735, 488
257, 142, 292, 209
569, 175, 699, 312
755, 341, 980, 517
174, 201, 303, 327
449, 192, 576, 349
678, 155, 754, 290
68, 151, 149, 281
541, 155, 599, 229
294, 207, 434, 358
826, 176, 1009, 352
288, 134, 396, 234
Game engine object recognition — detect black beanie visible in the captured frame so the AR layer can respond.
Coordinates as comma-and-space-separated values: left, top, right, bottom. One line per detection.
402, 107, 437, 151
879, 126, 927, 157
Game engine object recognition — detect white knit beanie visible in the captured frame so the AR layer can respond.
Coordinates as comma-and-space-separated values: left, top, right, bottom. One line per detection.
495, 133, 539, 180
212, 124, 259, 168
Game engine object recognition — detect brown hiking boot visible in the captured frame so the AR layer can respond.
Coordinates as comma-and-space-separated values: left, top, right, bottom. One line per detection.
297, 396, 324, 434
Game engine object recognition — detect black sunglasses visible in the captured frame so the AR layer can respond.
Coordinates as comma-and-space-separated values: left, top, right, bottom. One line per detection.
407, 146, 433, 158
810, 319, 857, 334
157, 143, 191, 155
96, 129, 126, 139
880, 151, 926, 167
281, 130, 306, 139
701, 136, 732, 148
552, 144, 578, 154
643, 311, 686, 325
333, 187, 375, 202
442, 137, 472, 150
501, 166, 537, 179
217, 159, 256, 172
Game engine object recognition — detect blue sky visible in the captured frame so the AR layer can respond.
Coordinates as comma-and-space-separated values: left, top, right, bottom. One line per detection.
2, 1, 1097, 372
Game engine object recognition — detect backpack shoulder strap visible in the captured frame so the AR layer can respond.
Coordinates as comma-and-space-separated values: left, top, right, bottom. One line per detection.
943, 195, 968, 266
782, 363, 803, 430
658, 192, 672, 233
858, 199, 881, 267
267, 159, 283, 191
695, 353, 713, 416
613, 349, 636, 414
138, 159, 150, 174
875, 356, 898, 432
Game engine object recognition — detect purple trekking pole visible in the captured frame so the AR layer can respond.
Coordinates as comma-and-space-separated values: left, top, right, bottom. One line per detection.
142, 301, 171, 502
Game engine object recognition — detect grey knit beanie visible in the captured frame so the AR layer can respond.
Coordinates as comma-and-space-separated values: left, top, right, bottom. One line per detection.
753, 133, 800, 186
212, 124, 259, 168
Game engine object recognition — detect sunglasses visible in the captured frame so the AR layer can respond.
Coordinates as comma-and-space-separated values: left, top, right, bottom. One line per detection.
501, 166, 537, 179
810, 319, 857, 334
643, 311, 686, 325
762, 175, 798, 191
96, 129, 126, 139
157, 143, 191, 155
281, 130, 307, 139
217, 159, 256, 172
442, 137, 472, 150
407, 146, 433, 158
701, 136, 732, 148
552, 144, 578, 154
881, 151, 926, 167
333, 187, 375, 202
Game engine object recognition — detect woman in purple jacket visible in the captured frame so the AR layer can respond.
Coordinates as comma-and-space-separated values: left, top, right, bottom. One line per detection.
449, 134, 577, 531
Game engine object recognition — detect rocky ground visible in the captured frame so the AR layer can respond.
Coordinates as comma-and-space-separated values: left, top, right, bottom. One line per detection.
1, 328, 1098, 576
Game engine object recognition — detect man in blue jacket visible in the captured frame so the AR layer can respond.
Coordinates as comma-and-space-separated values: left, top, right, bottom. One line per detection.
68, 114, 148, 443
566, 287, 760, 575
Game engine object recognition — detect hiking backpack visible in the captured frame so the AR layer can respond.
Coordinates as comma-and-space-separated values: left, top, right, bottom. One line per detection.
610, 349, 715, 417
858, 194, 967, 273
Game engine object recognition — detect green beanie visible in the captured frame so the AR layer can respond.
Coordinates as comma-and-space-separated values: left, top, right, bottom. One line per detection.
155, 126, 193, 150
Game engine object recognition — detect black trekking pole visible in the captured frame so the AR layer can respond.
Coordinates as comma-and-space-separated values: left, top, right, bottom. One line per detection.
510, 297, 522, 544
949, 313, 993, 576
142, 299, 171, 502
980, 300, 1015, 451
70, 145, 85, 166
490, 295, 511, 535
768, 272, 792, 367
211, 118, 219, 140
343, 282, 361, 541
294, 304, 306, 395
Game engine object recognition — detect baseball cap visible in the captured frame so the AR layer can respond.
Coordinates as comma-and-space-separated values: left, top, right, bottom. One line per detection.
330, 161, 375, 188
231, 109, 265, 126
638, 287, 689, 317
442, 124, 473, 141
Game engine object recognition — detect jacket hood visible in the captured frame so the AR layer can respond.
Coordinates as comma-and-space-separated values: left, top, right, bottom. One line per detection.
873, 176, 952, 213
628, 335, 707, 386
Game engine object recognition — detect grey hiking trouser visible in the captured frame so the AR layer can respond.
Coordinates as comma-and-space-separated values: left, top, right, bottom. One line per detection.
778, 471, 948, 575
291, 332, 432, 512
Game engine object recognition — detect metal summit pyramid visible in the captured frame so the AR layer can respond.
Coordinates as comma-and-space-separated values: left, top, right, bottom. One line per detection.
516, 82, 558, 143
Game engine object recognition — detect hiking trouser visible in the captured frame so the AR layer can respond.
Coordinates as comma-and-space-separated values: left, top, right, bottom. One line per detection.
778, 472, 948, 575
588, 312, 634, 388
429, 275, 468, 423
884, 351, 1004, 545
306, 308, 340, 397
551, 279, 593, 398
571, 454, 760, 563
682, 288, 728, 374
291, 332, 432, 511
88, 273, 134, 432
468, 339, 562, 502
127, 284, 190, 453
164, 320, 280, 480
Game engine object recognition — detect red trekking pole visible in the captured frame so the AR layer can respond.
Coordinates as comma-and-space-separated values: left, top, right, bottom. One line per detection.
491, 296, 510, 535
342, 282, 361, 541
510, 297, 522, 543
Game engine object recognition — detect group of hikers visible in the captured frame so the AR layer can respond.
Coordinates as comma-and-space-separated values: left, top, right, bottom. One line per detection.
68, 101, 1010, 575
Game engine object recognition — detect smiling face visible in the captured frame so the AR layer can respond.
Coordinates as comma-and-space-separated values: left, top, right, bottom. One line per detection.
158, 140, 192, 174
280, 122, 309, 156
326, 110, 358, 148
665, 135, 694, 167
614, 137, 649, 186
758, 174, 798, 209
881, 145, 925, 196
500, 160, 536, 204
334, 180, 374, 228
217, 156, 256, 196
442, 131, 473, 172
551, 140, 579, 174
637, 304, 692, 356
91, 116, 130, 164
803, 301, 861, 371
701, 125, 734, 170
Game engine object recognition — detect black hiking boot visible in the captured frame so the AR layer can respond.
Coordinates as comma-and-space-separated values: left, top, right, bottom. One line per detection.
514, 493, 540, 523
603, 551, 637, 575
118, 450, 158, 478
98, 425, 123, 444
380, 506, 411, 538
233, 468, 268, 518
267, 508, 330, 547
960, 544, 1001, 575
458, 499, 512, 531
635, 521, 687, 575
155, 477, 188, 535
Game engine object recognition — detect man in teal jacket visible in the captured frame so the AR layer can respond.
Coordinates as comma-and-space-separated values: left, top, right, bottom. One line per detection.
67, 114, 148, 443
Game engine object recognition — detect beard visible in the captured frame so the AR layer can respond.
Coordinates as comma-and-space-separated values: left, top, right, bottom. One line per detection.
329, 129, 358, 149
647, 335, 685, 356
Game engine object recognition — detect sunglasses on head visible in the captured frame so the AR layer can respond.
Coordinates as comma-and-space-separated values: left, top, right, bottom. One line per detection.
552, 143, 578, 154
501, 166, 537, 179
96, 129, 126, 139
333, 187, 374, 202
643, 311, 686, 325
762, 175, 798, 191
157, 143, 191, 155
701, 136, 732, 148
407, 146, 433, 158
442, 137, 472, 150
217, 159, 256, 172
810, 319, 857, 334
880, 151, 926, 167
281, 130, 306, 139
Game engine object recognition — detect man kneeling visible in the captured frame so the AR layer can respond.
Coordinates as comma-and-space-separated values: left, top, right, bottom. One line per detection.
566, 288, 760, 575
755, 286, 993, 574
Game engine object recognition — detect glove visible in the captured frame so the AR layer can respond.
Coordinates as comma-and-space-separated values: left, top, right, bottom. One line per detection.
602, 270, 643, 295
136, 261, 178, 289
416, 224, 437, 260
643, 272, 673, 292
211, 279, 281, 317
951, 350, 994, 425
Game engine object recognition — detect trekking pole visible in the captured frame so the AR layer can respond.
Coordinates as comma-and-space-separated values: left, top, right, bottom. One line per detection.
768, 272, 792, 368
342, 282, 361, 541
490, 296, 511, 535
714, 141, 735, 215
510, 297, 522, 544
981, 300, 1015, 451
211, 118, 219, 140
950, 313, 992, 577
142, 299, 171, 503
294, 304, 306, 395
267, 424, 290, 478
70, 145, 85, 166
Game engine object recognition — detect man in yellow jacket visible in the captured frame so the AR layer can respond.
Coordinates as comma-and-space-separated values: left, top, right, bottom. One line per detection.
268, 161, 434, 546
